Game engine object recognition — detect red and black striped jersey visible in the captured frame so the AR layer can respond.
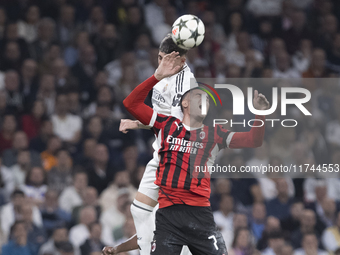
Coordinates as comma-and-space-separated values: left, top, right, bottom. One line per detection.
123, 74, 265, 209
149, 112, 234, 208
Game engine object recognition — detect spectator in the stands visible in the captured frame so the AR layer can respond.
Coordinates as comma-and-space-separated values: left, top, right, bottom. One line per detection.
302, 48, 330, 79
69, 206, 103, 250
71, 44, 97, 105
261, 231, 285, 255
266, 178, 294, 220
291, 209, 319, 249
0, 113, 17, 155
21, 203, 47, 250
99, 170, 137, 212
41, 135, 62, 171
29, 119, 51, 152
294, 233, 328, 255
39, 43, 61, 75
1, 220, 36, 255
2, 130, 41, 167
72, 186, 101, 225
11, 149, 31, 187
36, 74, 56, 115
47, 150, 73, 194
21, 166, 48, 207
4, 70, 23, 112
229, 227, 254, 255
83, 6, 106, 37
281, 201, 304, 234
0, 190, 42, 239
80, 222, 105, 255
251, 202, 267, 241
52, 93, 82, 145
39, 227, 69, 255
58, 171, 87, 213
64, 31, 90, 67
40, 190, 71, 237
30, 18, 56, 61
56, 5, 77, 47
87, 143, 114, 194
22, 100, 46, 140
257, 216, 281, 251
322, 211, 340, 252
120, 5, 150, 51
327, 33, 340, 73
214, 195, 234, 238
93, 23, 120, 70
18, 5, 40, 43
20, 59, 39, 111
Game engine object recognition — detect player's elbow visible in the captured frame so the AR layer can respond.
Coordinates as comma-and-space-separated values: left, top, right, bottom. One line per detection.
123, 98, 129, 109
253, 139, 263, 148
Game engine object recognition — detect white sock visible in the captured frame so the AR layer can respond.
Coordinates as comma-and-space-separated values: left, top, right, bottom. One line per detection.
131, 199, 156, 255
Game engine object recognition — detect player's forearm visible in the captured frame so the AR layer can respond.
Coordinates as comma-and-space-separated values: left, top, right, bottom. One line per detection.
123, 75, 159, 125
229, 115, 265, 148
115, 234, 139, 253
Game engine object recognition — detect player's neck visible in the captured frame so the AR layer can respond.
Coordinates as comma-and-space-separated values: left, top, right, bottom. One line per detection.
182, 114, 203, 128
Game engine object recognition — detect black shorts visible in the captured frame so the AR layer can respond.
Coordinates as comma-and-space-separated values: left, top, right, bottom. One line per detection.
150, 205, 227, 255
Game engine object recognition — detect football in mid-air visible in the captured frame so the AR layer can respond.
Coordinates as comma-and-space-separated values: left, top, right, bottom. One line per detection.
171, 14, 205, 50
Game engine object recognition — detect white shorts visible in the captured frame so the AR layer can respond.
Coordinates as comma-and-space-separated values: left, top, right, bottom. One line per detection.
138, 138, 160, 201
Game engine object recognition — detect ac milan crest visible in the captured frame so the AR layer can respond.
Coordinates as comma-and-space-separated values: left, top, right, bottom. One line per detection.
199, 131, 205, 139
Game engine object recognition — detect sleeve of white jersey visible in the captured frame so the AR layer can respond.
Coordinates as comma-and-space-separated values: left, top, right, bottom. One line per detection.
170, 69, 197, 120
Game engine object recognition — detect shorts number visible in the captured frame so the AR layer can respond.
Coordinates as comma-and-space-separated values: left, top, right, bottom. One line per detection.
208, 235, 219, 250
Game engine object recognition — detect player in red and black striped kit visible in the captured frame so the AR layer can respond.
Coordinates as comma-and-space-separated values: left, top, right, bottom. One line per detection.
123, 52, 270, 255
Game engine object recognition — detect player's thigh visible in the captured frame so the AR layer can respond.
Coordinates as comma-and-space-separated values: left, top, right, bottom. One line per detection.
186, 207, 227, 255
138, 157, 159, 202
188, 228, 227, 255
150, 230, 184, 255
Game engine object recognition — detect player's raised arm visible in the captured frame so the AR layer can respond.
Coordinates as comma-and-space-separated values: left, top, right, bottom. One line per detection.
123, 52, 182, 125
226, 90, 270, 149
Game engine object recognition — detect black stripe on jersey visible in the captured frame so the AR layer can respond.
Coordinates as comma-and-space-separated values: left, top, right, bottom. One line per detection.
175, 75, 178, 93
153, 115, 170, 134
216, 126, 231, 149
171, 130, 190, 188
197, 127, 215, 187
184, 131, 200, 190
160, 118, 177, 186
180, 70, 184, 92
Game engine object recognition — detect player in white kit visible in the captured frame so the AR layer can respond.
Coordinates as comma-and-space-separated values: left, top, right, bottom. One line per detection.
102, 35, 195, 255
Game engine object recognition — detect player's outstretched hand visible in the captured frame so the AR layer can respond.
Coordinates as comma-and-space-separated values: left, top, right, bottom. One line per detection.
253, 90, 270, 111
102, 246, 117, 255
119, 119, 139, 133
154, 51, 182, 80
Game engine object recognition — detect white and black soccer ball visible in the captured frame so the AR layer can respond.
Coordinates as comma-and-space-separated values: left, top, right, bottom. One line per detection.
171, 14, 205, 50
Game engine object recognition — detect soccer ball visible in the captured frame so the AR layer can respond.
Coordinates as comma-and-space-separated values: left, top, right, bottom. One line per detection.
171, 14, 205, 50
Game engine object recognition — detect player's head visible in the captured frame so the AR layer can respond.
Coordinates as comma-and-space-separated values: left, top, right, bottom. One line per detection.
158, 34, 187, 66
180, 87, 209, 121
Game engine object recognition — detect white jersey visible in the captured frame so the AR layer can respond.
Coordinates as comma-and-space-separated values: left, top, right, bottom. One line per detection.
149, 64, 196, 160
151, 64, 196, 121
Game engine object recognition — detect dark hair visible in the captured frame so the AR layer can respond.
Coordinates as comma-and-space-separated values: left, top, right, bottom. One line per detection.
231, 227, 250, 248
25, 166, 47, 185
11, 189, 25, 198
57, 241, 74, 252
159, 34, 188, 56
9, 220, 26, 238
267, 231, 284, 240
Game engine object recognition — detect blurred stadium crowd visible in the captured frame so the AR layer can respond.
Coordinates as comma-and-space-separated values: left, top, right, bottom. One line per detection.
0, 0, 339, 254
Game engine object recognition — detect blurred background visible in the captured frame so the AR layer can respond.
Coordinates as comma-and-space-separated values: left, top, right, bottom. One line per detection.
0, 0, 339, 254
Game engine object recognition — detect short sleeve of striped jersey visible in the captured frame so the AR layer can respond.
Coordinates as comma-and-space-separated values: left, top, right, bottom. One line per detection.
215, 125, 235, 149
148, 110, 170, 135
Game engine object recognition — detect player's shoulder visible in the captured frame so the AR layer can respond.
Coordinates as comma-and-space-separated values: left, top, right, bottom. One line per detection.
168, 64, 195, 93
